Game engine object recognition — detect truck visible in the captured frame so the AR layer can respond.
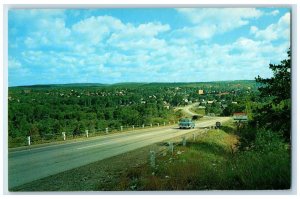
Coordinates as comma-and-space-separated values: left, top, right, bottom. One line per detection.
179, 118, 195, 129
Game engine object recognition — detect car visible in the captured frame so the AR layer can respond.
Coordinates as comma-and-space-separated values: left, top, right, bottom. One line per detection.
215, 121, 221, 129
179, 118, 195, 129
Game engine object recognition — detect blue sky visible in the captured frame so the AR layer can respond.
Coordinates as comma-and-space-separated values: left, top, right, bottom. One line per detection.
8, 8, 290, 86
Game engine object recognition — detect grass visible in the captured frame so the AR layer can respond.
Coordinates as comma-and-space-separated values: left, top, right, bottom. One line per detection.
190, 107, 206, 116
116, 121, 291, 190
11, 121, 291, 191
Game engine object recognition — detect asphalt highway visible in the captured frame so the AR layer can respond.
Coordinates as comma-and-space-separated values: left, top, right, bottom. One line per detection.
8, 117, 230, 189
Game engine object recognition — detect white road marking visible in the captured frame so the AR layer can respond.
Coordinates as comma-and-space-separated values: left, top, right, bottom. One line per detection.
76, 128, 175, 150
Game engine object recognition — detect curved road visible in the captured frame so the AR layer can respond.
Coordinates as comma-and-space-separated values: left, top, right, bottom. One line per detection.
8, 116, 230, 189
175, 102, 200, 116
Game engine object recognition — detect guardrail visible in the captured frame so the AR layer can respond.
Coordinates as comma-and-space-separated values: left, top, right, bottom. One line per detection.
9, 121, 180, 148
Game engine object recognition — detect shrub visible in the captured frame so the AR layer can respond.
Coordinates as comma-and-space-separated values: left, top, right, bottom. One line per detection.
225, 129, 291, 189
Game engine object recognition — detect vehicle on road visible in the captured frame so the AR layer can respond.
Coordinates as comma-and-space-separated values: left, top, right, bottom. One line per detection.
179, 118, 195, 129
215, 121, 221, 129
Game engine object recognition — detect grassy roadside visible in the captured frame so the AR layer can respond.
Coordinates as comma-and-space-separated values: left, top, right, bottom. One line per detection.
116, 121, 290, 190
11, 121, 290, 191
116, 122, 239, 190
190, 107, 206, 116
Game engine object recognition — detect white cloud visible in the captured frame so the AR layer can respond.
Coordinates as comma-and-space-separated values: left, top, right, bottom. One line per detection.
133, 22, 170, 37
72, 16, 124, 45
23, 17, 71, 49
8, 57, 31, 81
8, 57, 22, 69
250, 26, 258, 34
71, 16, 170, 49
250, 13, 290, 41
9, 9, 65, 25
176, 8, 263, 40
268, 10, 280, 16
106, 22, 169, 50
9, 9, 291, 85
170, 25, 217, 41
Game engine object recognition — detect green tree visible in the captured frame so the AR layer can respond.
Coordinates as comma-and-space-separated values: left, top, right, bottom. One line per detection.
254, 49, 291, 140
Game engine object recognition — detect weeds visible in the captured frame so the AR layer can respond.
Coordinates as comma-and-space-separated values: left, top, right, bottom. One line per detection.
118, 122, 291, 190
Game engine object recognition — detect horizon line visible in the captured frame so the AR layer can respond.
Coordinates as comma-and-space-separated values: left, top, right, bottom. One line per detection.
9, 79, 256, 88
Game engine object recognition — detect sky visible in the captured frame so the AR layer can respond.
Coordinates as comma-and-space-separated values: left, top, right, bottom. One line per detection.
8, 7, 290, 86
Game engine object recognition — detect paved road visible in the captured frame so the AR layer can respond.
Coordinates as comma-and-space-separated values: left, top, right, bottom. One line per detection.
175, 102, 200, 116
8, 117, 230, 189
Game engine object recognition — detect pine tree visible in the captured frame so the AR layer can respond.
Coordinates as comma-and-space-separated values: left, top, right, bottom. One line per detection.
254, 49, 291, 141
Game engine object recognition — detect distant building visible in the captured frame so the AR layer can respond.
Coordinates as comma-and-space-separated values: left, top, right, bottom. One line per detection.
198, 90, 204, 95
207, 101, 214, 104
232, 101, 238, 104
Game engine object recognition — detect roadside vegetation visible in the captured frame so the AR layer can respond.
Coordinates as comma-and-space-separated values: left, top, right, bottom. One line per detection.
116, 122, 290, 190
190, 107, 206, 116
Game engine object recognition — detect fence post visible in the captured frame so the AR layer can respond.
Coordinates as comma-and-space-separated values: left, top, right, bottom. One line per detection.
157, 123, 159, 127
120, 126, 123, 131
85, 130, 89, 138
150, 123, 152, 128
164, 122, 166, 126
182, 136, 186, 146
168, 142, 174, 155
142, 124, 145, 128
132, 125, 135, 130
62, 132, 66, 141
149, 151, 156, 168
27, 136, 31, 146
105, 127, 108, 134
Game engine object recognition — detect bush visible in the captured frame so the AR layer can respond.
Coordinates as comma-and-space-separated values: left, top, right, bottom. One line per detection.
253, 129, 286, 152
224, 128, 291, 189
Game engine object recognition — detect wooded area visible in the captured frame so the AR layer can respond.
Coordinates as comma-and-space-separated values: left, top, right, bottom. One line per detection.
8, 80, 259, 147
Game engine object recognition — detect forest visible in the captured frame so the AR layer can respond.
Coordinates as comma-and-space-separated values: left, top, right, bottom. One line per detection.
8, 80, 259, 147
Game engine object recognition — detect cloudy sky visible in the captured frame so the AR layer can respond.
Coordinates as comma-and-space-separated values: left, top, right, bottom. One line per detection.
8, 8, 290, 86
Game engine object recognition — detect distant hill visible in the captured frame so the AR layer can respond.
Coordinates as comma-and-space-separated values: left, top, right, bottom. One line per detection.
11, 83, 109, 88
10, 80, 257, 89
